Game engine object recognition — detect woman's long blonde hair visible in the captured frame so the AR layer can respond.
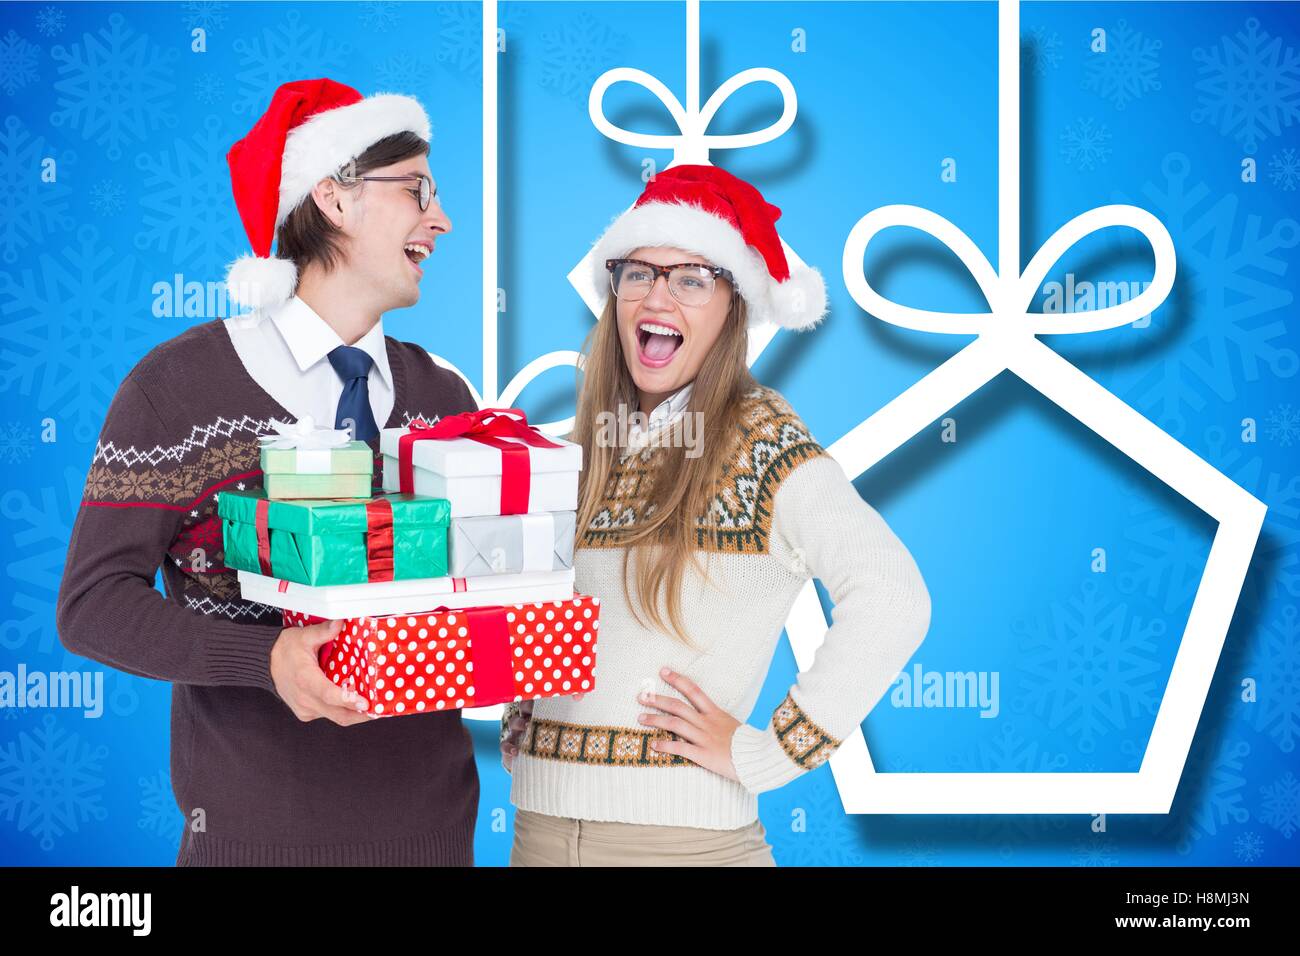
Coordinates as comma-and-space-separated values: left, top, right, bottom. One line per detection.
571, 286, 758, 647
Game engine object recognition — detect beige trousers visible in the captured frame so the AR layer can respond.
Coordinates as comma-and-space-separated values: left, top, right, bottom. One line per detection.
509, 808, 777, 867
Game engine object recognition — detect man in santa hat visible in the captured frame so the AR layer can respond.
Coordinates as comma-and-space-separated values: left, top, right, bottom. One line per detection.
57, 79, 481, 865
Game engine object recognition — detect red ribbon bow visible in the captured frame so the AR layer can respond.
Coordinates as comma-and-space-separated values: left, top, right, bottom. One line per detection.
398, 408, 563, 515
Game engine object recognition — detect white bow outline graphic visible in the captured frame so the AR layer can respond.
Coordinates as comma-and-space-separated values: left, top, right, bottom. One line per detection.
587, 5, 796, 165
568, 0, 811, 368
787, 0, 1267, 816
844, 202, 1174, 337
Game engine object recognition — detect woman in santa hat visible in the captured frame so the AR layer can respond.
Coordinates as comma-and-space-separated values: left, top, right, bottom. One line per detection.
500, 165, 933, 866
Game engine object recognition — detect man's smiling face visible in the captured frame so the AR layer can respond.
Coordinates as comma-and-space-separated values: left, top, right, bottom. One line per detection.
338, 155, 452, 311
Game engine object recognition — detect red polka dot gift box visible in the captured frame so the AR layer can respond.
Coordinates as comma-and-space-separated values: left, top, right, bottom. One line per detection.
283, 595, 600, 715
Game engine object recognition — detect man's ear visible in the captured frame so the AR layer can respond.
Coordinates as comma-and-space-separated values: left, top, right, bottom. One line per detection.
310, 177, 345, 228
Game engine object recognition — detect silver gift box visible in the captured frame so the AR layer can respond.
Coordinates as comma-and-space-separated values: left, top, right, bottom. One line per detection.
447, 511, 576, 576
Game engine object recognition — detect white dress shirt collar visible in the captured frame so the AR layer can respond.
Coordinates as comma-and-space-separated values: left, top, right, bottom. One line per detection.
644, 381, 694, 429
271, 294, 393, 389
624, 381, 694, 455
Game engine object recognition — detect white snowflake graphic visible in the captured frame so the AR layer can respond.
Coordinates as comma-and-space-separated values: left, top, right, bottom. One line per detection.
0, 467, 83, 660
1246, 605, 1300, 755
1060, 116, 1112, 170
1071, 835, 1118, 866
35, 6, 66, 39
181, 1, 228, 33
377, 51, 430, 95
1083, 19, 1161, 111
1265, 403, 1300, 445
1258, 770, 1298, 838
0, 114, 76, 266
435, 2, 480, 78
231, 11, 352, 117
539, 13, 629, 106
0, 421, 33, 463
435, 2, 526, 86
1022, 25, 1062, 77
1115, 469, 1214, 619
135, 115, 242, 280
767, 776, 868, 865
0, 227, 160, 443
1124, 428, 1300, 618
0, 466, 145, 716
0, 29, 40, 97
1193, 17, 1300, 154
0, 715, 108, 851
137, 769, 183, 844
48, 12, 178, 161
359, 2, 400, 33
1012, 579, 1164, 754
1204, 430, 1300, 612
1155, 737, 1249, 853
191, 72, 225, 106
1101, 153, 1298, 437
900, 839, 941, 866
88, 178, 123, 216
1270, 148, 1300, 191
1233, 830, 1264, 862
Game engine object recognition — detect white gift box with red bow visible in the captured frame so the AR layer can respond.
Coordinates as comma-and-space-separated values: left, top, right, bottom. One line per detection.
379, 410, 583, 518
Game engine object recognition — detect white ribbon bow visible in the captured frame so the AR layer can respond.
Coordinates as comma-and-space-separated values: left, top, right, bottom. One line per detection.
257, 416, 353, 451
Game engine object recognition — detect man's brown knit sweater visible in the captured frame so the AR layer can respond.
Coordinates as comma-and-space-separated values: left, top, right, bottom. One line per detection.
55, 318, 480, 866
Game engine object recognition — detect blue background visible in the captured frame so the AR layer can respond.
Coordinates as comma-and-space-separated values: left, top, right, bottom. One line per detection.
0, 0, 1297, 866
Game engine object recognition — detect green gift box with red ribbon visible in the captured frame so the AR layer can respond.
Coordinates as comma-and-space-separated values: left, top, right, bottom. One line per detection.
218, 488, 450, 587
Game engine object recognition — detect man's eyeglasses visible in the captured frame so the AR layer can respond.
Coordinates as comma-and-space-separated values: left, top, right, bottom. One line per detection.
606, 258, 735, 307
337, 172, 437, 211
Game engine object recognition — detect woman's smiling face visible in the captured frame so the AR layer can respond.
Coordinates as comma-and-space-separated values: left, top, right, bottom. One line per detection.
615, 246, 733, 409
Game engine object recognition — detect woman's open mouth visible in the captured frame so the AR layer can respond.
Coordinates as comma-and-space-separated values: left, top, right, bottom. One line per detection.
635, 320, 684, 368
403, 241, 432, 278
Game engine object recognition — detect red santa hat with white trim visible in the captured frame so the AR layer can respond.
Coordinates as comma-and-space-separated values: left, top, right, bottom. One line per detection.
588, 164, 827, 330
224, 77, 431, 310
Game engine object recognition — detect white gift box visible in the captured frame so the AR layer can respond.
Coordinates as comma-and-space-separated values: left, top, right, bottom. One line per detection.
379, 426, 582, 518
237, 567, 576, 619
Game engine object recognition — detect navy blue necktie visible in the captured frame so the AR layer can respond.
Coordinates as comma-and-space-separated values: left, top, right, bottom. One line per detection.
328, 346, 379, 442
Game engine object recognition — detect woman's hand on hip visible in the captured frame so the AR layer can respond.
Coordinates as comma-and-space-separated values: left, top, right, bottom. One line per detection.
500, 692, 586, 772
500, 699, 533, 772
638, 667, 740, 782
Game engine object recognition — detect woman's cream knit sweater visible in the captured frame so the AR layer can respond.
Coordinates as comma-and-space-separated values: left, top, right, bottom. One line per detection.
505, 385, 932, 829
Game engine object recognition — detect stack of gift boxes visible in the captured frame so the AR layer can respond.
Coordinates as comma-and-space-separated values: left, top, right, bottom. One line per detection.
218, 411, 598, 717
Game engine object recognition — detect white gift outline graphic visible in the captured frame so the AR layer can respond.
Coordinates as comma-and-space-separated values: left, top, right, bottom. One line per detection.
782, 0, 1268, 814
565, 0, 809, 371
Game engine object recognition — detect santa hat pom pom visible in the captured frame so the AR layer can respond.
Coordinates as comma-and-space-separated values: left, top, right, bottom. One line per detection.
225, 254, 298, 311
770, 264, 828, 330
